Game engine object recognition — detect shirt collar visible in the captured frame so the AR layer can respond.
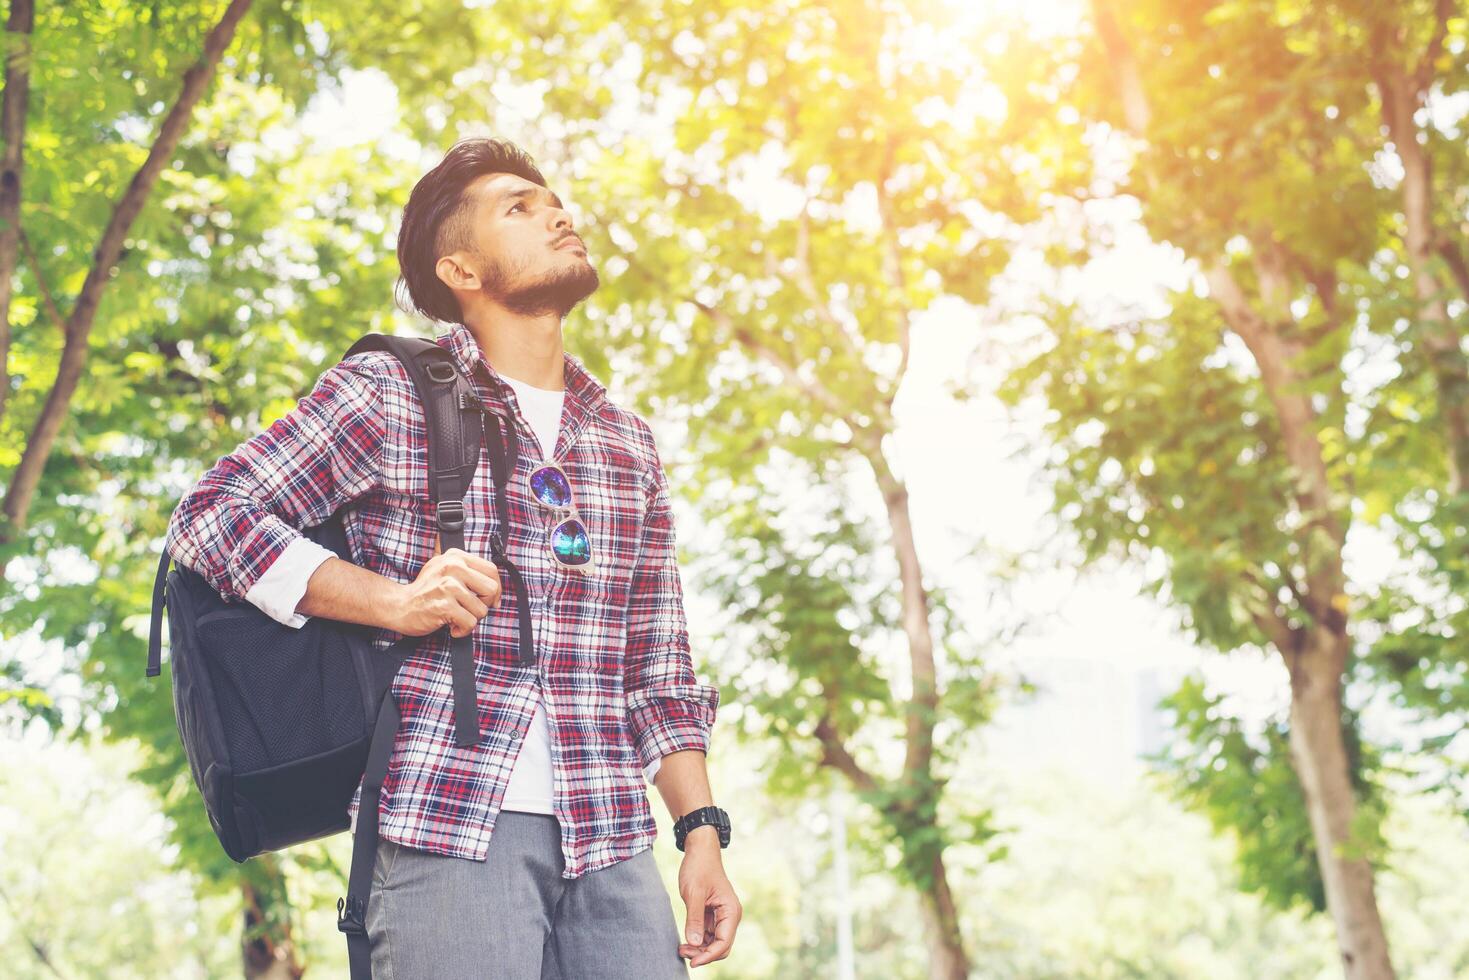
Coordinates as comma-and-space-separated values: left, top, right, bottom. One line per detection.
435, 319, 607, 417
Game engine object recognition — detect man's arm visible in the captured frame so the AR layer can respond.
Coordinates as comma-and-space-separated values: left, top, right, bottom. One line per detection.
651, 749, 717, 843
623, 425, 721, 792
244, 536, 338, 628
624, 424, 740, 969
164, 352, 388, 625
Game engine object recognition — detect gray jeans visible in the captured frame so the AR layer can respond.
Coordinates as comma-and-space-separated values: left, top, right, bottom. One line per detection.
364, 812, 690, 979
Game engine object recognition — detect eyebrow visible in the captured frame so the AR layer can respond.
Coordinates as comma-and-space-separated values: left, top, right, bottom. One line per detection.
496, 185, 565, 211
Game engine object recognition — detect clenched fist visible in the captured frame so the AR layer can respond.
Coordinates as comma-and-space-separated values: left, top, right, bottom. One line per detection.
389, 538, 502, 638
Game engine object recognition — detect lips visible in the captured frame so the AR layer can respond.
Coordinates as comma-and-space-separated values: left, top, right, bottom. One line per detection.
555, 237, 585, 252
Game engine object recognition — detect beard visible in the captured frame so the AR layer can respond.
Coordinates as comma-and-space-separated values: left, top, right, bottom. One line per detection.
478, 246, 600, 318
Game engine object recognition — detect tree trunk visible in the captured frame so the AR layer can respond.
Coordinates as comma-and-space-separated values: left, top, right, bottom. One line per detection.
1287, 631, 1397, 980
1215, 261, 1401, 979
915, 848, 971, 980
0, 0, 36, 429
875, 464, 967, 979
241, 873, 304, 980
709, 262, 970, 979
878, 474, 939, 771
1092, 5, 1400, 975
1374, 61, 1469, 493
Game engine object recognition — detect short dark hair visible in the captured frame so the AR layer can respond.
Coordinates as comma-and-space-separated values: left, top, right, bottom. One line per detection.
394, 137, 548, 323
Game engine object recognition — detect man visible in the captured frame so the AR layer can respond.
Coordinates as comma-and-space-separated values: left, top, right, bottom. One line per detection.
164, 137, 740, 977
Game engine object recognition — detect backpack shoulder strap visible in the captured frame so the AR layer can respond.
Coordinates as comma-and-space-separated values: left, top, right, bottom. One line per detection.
146, 548, 170, 677
345, 332, 489, 747
345, 333, 483, 525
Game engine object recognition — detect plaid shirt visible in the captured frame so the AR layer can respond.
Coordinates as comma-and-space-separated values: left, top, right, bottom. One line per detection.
164, 321, 720, 876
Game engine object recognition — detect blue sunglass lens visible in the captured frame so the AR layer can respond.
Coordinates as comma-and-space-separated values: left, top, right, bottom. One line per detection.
530, 466, 573, 508
551, 519, 592, 565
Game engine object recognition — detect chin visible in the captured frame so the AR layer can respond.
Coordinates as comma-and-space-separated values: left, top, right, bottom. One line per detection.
498, 262, 600, 317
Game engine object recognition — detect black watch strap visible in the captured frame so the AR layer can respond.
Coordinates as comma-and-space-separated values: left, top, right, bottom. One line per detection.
674, 805, 731, 851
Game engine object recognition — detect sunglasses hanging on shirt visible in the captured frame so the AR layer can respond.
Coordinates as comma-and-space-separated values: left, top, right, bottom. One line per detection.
528, 463, 597, 574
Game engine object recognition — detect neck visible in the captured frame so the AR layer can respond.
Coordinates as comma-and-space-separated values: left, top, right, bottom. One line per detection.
460, 307, 566, 391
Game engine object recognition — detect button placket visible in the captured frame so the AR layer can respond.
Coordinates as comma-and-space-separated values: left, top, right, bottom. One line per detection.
475, 380, 557, 609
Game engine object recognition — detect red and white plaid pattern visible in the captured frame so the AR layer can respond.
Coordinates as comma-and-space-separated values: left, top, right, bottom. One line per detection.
164, 321, 720, 876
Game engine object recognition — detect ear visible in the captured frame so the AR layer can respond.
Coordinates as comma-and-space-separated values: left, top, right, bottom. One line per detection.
435, 252, 479, 292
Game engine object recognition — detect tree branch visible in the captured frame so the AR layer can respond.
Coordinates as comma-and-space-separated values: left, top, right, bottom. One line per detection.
1204, 262, 1347, 607
873, 137, 914, 403
786, 202, 899, 429
1369, 26, 1469, 492
0, 0, 37, 429
1419, 0, 1453, 90
16, 226, 68, 335
1090, 0, 1152, 134
1436, 238, 1469, 307
688, 294, 882, 446
1, 0, 256, 582
0, 879, 69, 979
790, 197, 886, 395
813, 711, 882, 797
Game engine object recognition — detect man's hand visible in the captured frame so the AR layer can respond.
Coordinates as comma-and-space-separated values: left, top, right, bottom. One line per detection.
677, 832, 741, 968
389, 541, 502, 638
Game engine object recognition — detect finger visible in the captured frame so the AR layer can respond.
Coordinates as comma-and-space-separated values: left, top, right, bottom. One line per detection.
442, 576, 489, 613
446, 604, 477, 638
445, 564, 502, 606
462, 552, 500, 577
689, 905, 735, 965
455, 588, 490, 621
713, 897, 740, 940
436, 574, 492, 618
440, 547, 499, 577
684, 894, 706, 947
681, 910, 715, 960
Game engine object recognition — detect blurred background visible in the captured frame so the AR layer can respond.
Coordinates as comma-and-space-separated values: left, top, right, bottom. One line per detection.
3, 0, 1469, 977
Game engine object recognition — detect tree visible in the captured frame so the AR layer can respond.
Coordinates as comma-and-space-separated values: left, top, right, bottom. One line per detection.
994, 2, 1469, 975
0, 1, 490, 971
0, 0, 254, 576
418, 1, 1056, 974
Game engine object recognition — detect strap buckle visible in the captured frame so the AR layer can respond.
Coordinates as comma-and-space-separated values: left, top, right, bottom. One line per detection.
337, 896, 367, 936
458, 389, 488, 412
435, 500, 466, 531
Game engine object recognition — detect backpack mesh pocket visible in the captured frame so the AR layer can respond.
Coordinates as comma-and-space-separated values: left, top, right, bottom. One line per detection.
196, 608, 367, 774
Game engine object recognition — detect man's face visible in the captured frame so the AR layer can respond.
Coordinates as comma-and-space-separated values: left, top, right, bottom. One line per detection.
448, 172, 599, 318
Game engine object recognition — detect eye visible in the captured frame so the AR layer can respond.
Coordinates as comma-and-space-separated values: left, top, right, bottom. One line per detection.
509, 201, 526, 214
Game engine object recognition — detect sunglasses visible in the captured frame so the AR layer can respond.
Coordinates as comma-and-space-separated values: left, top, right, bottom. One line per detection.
527, 463, 598, 574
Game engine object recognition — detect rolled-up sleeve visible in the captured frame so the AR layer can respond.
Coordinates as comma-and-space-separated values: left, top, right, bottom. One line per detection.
244, 535, 339, 628
623, 426, 721, 774
163, 352, 385, 615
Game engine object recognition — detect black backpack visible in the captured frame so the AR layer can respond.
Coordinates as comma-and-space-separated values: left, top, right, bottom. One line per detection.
145, 332, 531, 979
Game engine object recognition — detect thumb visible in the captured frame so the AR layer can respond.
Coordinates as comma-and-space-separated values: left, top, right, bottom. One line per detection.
685, 899, 705, 946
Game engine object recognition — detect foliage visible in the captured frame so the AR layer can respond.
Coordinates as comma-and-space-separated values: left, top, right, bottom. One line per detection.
1152, 669, 1390, 913
994, 0, 1469, 924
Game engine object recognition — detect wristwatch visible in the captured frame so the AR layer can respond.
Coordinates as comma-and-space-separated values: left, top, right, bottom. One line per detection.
673, 805, 731, 852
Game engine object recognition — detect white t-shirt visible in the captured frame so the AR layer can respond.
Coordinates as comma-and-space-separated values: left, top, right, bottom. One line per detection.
495, 374, 562, 814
